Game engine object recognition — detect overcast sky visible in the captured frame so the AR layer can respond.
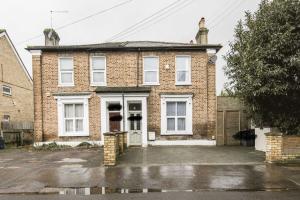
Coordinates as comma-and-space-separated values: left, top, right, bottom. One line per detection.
0, 0, 261, 94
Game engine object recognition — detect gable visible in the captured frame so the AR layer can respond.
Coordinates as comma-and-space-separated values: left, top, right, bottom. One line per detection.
0, 32, 32, 88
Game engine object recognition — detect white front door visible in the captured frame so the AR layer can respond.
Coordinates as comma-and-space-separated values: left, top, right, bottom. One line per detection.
128, 102, 142, 146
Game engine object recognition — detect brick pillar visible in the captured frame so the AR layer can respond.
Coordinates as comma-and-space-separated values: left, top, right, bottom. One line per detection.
31, 51, 43, 142
265, 132, 283, 162
104, 132, 118, 166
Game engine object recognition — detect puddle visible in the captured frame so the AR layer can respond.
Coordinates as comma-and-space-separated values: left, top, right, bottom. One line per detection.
56, 158, 87, 163
39, 186, 295, 195
0, 159, 13, 162
60, 164, 83, 168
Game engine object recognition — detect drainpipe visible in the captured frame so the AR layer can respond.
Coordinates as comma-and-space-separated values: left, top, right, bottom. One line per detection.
122, 91, 125, 132
136, 48, 141, 87
40, 55, 44, 142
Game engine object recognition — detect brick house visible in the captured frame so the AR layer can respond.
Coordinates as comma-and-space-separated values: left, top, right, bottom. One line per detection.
27, 18, 221, 147
0, 29, 33, 129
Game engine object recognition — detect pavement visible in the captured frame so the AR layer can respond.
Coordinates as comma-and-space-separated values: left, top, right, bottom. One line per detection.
0, 146, 299, 199
1, 191, 300, 200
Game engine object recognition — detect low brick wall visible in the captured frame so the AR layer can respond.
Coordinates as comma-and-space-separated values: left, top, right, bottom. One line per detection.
265, 132, 300, 162
103, 132, 127, 166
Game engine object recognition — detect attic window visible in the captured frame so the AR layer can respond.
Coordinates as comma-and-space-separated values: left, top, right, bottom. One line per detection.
2, 85, 12, 96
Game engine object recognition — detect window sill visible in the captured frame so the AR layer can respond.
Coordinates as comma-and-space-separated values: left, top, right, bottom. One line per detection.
142, 83, 160, 86
90, 83, 107, 87
58, 84, 75, 87
58, 132, 89, 137
175, 83, 192, 86
161, 132, 193, 136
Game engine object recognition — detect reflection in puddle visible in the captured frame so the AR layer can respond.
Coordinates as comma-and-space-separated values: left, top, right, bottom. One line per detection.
42, 186, 291, 196
210, 176, 245, 189
44, 187, 194, 195
57, 158, 87, 163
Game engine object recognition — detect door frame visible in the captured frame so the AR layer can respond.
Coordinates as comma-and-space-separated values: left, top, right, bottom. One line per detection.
127, 101, 143, 146
99, 93, 149, 147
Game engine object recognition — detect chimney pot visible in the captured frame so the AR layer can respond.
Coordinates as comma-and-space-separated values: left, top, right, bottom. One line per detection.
195, 17, 209, 45
43, 28, 60, 46
199, 17, 205, 28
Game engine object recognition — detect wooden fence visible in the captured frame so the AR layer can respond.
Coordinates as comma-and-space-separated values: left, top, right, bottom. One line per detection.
1, 121, 33, 130
0, 121, 34, 145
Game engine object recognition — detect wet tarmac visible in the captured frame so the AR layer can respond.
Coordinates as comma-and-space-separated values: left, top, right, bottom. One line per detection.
0, 147, 299, 195
1, 191, 300, 200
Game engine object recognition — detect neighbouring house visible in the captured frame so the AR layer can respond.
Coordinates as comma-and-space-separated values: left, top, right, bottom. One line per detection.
27, 18, 222, 147
0, 29, 33, 131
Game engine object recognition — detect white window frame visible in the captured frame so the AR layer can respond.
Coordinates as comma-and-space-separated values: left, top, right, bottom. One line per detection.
56, 95, 90, 137
90, 56, 107, 86
143, 56, 159, 85
175, 55, 192, 85
161, 95, 193, 135
2, 85, 12, 96
58, 57, 74, 87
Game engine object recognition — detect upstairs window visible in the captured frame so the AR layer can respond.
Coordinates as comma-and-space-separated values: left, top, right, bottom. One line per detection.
175, 56, 191, 85
2, 85, 12, 96
91, 56, 106, 86
143, 56, 159, 85
59, 57, 74, 86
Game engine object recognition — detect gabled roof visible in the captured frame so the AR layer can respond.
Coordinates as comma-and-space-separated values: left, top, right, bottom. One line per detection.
26, 41, 222, 52
0, 30, 33, 84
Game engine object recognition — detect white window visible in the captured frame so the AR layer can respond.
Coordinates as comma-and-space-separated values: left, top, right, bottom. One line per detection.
143, 56, 159, 85
59, 57, 74, 86
161, 95, 192, 135
64, 104, 84, 133
56, 96, 90, 136
175, 56, 191, 85
166, 102, 186, 131
2, 85, 12, 95
90, 56, 106, 86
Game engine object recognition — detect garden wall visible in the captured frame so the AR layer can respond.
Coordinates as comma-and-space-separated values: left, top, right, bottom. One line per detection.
265, 132, 300, 162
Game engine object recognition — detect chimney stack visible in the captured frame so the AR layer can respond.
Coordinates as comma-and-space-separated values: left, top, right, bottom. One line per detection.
43, 28, 60, 46
195, 17, 208, 44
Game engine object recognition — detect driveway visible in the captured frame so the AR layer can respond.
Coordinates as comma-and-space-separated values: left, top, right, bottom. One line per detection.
118, 146, 265, 166
0, 146, 299, 196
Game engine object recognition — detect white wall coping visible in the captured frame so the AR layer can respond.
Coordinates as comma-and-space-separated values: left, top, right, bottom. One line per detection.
148, 140, 216, 146
34, 141, 103, 147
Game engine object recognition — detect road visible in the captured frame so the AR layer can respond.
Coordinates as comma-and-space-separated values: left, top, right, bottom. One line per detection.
1, 191, 300, 200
